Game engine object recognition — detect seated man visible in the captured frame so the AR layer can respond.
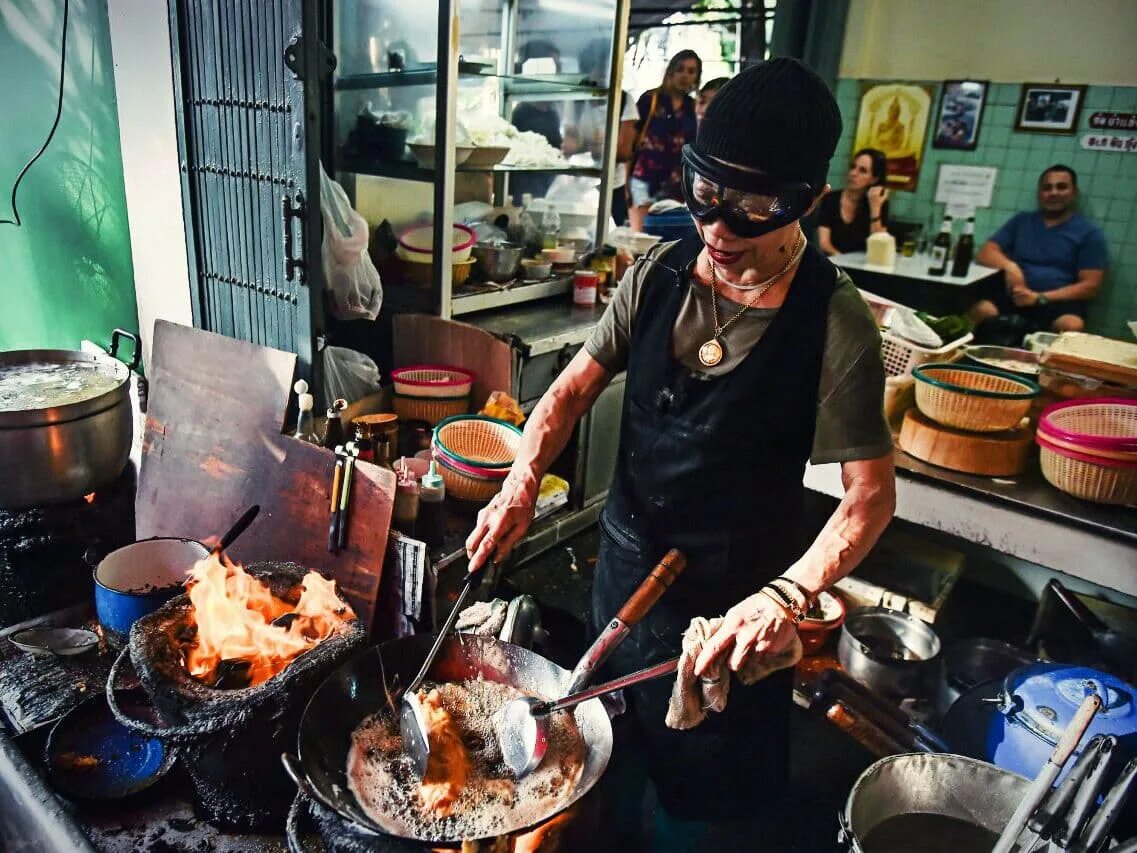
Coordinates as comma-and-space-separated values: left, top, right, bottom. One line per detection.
970, 164, 1108, 333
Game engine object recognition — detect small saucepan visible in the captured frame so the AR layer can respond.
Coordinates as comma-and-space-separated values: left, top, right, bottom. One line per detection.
92, 537, 209, 645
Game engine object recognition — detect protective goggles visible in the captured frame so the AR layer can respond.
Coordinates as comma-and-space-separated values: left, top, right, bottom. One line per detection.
680, 145, 818, 238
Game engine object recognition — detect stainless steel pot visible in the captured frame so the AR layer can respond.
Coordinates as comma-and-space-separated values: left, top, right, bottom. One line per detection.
0, 330, 139, 509
472, 241, 524, 283
838, 606, 942, 699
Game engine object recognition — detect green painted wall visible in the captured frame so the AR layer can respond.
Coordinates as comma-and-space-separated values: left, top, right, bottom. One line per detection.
0, 0, 137, 352
829, 79, 1136, 341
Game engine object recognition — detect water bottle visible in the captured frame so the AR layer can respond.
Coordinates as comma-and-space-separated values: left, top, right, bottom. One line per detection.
540, 203, 561, 251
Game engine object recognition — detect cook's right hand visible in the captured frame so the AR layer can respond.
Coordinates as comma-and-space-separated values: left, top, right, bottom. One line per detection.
465, 474, 539, 572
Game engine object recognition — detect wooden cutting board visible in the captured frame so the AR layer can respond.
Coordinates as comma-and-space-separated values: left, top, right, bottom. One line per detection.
899, 409, 1035, 476
1042, 332, 1137, 387
137, 321, 395, 635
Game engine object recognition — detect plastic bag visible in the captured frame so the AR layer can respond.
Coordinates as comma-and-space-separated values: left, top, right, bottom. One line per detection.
319, 165, 383, 321
890, 306, 942, 348
322, 346, 382, 406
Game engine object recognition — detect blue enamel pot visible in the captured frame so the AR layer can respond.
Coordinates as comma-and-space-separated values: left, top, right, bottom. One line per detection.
93, 537, 209, 644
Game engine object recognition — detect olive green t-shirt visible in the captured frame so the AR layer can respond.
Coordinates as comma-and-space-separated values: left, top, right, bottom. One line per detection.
584, 241, 892, 465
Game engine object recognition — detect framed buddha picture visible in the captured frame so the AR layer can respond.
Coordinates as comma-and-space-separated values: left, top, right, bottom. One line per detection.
853, 82, 935, 191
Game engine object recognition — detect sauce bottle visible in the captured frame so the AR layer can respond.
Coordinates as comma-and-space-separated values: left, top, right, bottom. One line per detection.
417, 461, 447, 548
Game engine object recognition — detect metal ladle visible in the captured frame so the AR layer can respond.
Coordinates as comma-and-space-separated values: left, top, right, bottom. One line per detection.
498, 656, 681, 778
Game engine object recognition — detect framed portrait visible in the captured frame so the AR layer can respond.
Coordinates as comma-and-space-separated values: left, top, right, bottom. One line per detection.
1015, 84, 1087, 134
932, 80, 989, 150
853, 82, 934, 191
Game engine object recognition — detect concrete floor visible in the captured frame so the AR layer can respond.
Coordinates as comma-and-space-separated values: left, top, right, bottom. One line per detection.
494, 525, 880, 853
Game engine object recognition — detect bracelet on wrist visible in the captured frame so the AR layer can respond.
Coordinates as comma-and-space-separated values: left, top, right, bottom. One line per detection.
773, 576, 815, 610
758, 587, 799, 623
761, 583, 805, 624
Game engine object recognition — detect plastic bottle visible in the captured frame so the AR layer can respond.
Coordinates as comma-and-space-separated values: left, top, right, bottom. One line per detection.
927, 215, 953, 276
417, 461, 447, 548
540, 202, 561, 251
292, 380, 319, 444
392, 461, 420, 536
950, 217, 975, 277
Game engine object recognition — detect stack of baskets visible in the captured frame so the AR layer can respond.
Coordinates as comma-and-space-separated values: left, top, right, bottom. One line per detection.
911, 363, 1040, 433
1036, 398, 1137, 505
431, 415, 522, 503
881, 330, 973, 377
390, 365, 475, 426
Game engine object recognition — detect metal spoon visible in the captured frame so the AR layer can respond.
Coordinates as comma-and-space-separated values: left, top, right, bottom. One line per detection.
497, 656, 681, 778
499, 548, 686, 777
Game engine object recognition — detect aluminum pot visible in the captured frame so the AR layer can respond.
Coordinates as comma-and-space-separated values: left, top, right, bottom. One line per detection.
838, 606, 942, 699
0, 330, 140, 509
933, 637, 1037, 721
472, 241, 524, 283
838, 753, 1029, 852
93, 537, 210, 645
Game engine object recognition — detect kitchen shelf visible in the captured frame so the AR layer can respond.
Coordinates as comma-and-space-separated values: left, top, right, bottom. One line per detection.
337, 156, 602, 183
450, 277, 573, 316
335, 65, 607, 98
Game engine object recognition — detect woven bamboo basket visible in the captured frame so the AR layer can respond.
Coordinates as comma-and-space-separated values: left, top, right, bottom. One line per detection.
433, 415, 522, 469
912, 363, 1040, 432
392, 392, 469, 426
433, 453, 505, 503
1037, 435, 1137, 505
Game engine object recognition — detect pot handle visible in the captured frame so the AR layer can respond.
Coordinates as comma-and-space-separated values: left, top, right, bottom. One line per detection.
110, 328, 142, 371
105, 644, 255, 741
286, 790, 322, 853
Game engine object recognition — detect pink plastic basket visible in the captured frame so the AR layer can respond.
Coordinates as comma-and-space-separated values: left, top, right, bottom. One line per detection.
1038, 398, 1137, 453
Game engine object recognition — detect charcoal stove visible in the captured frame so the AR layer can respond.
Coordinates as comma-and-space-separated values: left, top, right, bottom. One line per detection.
107, 561, 365, 832
0, 465, 135, 628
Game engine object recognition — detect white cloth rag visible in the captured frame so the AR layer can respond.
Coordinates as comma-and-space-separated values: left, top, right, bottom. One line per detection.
665, 616, 803, 730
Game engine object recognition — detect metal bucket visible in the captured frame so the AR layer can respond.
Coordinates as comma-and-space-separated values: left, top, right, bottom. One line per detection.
839, 753, 1029, 852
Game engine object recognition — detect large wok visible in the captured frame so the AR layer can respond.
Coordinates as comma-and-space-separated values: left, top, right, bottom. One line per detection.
285, 632, 613, 846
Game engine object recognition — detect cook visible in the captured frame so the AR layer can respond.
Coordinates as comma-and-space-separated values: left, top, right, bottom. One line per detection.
466, 58, 896, 848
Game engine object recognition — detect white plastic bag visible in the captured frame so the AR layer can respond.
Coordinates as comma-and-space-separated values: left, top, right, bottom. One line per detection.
319, 165, 383, 321
322, 346, 382, 405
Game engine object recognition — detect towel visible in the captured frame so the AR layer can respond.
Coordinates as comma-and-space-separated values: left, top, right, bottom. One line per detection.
665, 617, 803, 730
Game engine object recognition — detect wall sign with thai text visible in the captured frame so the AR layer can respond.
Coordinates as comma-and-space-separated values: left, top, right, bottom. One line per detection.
1088, 112, 1137, 130
1080, 133, 1137, 153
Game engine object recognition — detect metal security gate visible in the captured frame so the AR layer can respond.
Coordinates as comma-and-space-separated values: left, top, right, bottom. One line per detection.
169, 0, 327, 376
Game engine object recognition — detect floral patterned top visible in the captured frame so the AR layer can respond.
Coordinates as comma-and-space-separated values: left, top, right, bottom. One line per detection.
632, 89, 697, 201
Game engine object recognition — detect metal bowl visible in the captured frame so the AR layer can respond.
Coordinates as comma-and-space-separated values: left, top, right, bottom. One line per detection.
838, 606, 941, 699
963, 345, 1041, 378
472, 241, 524, 283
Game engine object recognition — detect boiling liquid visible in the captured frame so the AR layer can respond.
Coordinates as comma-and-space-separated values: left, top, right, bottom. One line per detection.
860, 812, 999, 853
0, 361, 120, 411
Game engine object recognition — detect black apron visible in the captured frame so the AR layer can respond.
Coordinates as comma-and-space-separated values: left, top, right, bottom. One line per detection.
592, 233, 835, 820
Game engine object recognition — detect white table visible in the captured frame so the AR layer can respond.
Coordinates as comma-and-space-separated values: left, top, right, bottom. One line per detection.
832, 252, 1003, 315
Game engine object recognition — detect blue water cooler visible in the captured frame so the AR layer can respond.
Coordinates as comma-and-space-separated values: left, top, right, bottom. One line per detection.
642, 207, 697, 243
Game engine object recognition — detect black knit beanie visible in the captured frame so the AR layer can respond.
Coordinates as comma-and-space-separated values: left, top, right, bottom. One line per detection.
696, 57, 842, 192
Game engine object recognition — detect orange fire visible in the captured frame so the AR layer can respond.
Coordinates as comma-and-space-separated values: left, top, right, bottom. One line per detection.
183, 553, 355, 687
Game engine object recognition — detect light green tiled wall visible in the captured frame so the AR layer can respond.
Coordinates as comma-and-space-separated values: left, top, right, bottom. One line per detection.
831, 80, 1136, 340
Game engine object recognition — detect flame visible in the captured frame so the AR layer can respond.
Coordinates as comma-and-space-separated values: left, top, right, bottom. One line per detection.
83, 492, 96, 504
183, 552, 355, 687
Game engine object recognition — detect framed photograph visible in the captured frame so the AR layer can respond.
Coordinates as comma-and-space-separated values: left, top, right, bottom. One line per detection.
932, 80, 989, 150
853, 82, 935, 191
1015, 84, 1087, 134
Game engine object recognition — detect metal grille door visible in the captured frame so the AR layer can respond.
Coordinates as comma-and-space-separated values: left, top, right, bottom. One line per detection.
169, 0, 321, 369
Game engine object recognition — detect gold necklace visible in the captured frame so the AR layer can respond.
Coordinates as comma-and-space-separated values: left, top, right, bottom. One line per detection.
697, 232, 806, 368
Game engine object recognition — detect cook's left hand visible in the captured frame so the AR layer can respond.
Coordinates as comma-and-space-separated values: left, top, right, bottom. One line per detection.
693, 590, 798, 678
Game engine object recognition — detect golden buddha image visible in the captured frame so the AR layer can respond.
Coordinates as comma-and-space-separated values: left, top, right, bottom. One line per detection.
853, 83, 933, 191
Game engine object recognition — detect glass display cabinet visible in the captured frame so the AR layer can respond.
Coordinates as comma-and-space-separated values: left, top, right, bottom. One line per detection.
327, 0, 630, 317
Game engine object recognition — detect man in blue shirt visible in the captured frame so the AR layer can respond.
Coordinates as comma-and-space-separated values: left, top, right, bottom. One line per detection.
970, 164, 1109, 332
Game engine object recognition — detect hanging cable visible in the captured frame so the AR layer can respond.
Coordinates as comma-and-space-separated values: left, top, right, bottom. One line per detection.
2, 0, 69, 227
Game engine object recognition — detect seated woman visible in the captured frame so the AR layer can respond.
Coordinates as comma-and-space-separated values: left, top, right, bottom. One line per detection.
816, 148, 890, 256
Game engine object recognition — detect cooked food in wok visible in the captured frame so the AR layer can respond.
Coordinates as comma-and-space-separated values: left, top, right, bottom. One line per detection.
347, 675, 586, 839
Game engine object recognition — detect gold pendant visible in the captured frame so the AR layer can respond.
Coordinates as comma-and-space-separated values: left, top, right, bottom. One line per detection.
698, 338, 723, 367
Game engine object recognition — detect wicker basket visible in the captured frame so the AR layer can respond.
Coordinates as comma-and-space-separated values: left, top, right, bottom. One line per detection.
1038, 398, 1137, 453
1038, 435, 1137, 505
912, 363, 1040, 432
882, 331, 973, 377
390, 365, 475, 399
392, 393, 469, 426
434, 415, 522, 469
433, 453, 505, 503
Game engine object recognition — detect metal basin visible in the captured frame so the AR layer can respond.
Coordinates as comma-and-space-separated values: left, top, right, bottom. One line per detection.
472, 241, 524, 283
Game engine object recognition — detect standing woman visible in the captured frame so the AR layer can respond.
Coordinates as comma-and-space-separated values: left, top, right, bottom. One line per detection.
816, 147, 890, 255
628, 50, 701, 231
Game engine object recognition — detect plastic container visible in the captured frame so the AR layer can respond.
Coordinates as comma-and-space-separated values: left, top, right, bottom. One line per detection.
1037, 433, 1137, 505
417, 462, 447, 548
573, 270, 599, 306
881, 330, 973, 377
433, 415, 522, 469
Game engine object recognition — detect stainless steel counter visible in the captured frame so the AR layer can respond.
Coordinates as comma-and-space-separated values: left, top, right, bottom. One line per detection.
463, 298, 606, 357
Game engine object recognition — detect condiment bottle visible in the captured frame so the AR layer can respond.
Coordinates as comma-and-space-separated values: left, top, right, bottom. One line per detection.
292, 380, 320, 444
392, 462, 420, 536
322, 398, 347, 449
353, 422, 375, 463
592, 245, 616, 304
417, 461, 447, 549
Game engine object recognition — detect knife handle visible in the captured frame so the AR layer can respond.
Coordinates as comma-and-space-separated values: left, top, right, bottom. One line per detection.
616, 548, 686, 624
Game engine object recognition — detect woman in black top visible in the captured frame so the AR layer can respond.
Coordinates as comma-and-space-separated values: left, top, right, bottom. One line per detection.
816, 147, 889, 255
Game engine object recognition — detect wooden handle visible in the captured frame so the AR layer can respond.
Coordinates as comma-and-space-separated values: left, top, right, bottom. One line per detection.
616, 548, 686, 625
1054, 694, 1102, 767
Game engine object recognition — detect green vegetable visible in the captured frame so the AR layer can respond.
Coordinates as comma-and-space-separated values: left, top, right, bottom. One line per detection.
916, 312, 973, 342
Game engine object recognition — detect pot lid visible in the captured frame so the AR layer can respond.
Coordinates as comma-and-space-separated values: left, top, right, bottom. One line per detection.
1003, 663, 1137, 745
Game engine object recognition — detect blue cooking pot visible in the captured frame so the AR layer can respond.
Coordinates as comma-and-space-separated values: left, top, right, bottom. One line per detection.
948, 663, 1137, 785
93, 538, 209, 644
